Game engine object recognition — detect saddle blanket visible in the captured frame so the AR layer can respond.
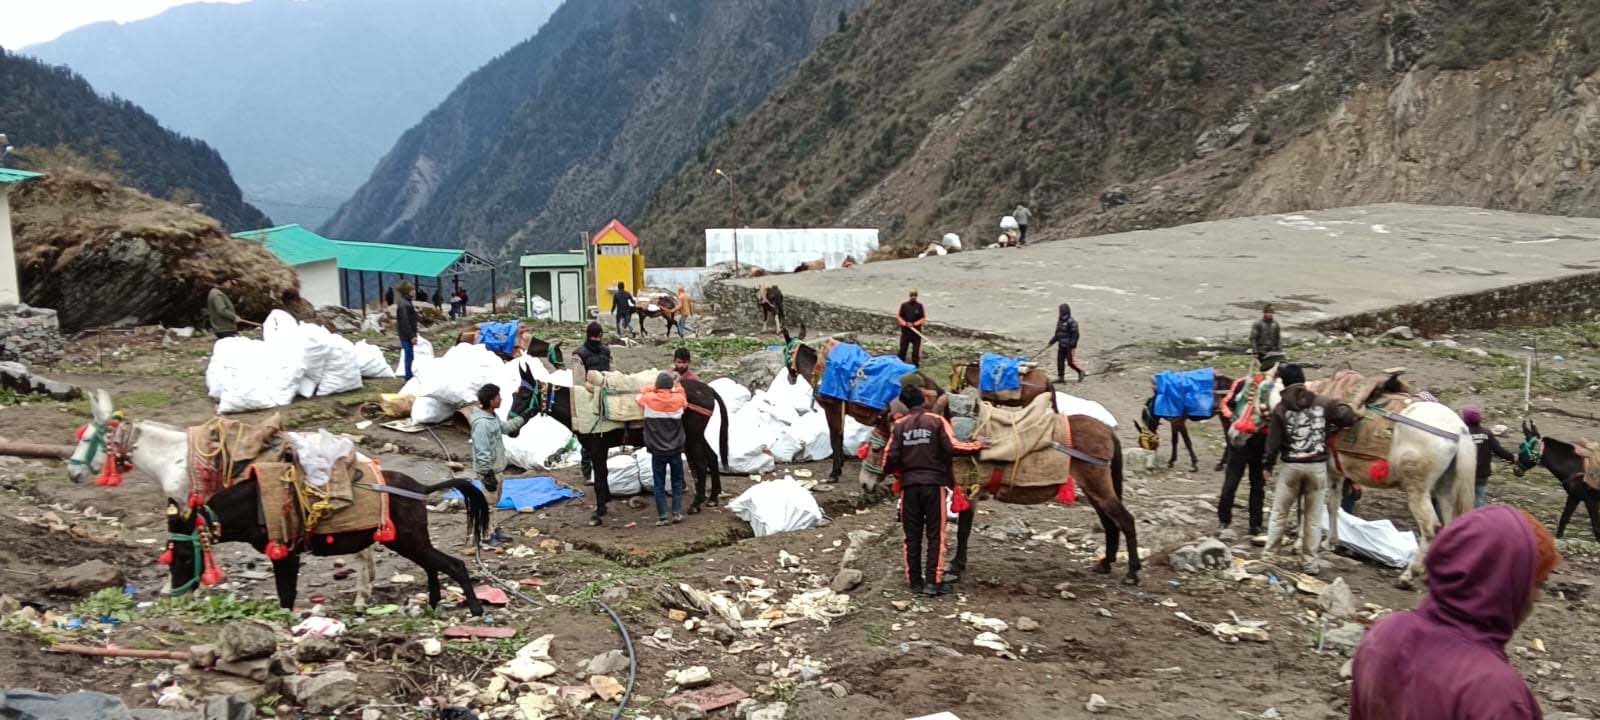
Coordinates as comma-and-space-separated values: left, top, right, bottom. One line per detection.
479, 321, 521, 356
975, 393, 1060, 464
817, 343, 871, 401
253, 451, 387, 549
978, 353, 1025, 393
187, 415, 285, 502
1574, 441, 1600, 492
816, 343, 916, 410
1152, 368, 1215, 420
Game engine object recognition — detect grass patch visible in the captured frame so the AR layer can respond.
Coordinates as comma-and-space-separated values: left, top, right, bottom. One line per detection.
72, 588, 136, 623
119, 390, 175, 410
147, 594, 295, 625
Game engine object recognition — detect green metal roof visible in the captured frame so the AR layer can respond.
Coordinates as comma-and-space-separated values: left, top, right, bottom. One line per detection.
520, 253, 588, 268
235, 224, 340, 266
331, 240, 478, 276
0, 168, 45, 186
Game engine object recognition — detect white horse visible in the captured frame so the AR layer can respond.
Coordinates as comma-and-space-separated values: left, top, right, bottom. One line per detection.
67, 390, 376, 603
1267, 384, 1474, 585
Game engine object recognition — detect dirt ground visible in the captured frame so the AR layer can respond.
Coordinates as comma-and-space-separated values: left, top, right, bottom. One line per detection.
1, 312, 1597, 720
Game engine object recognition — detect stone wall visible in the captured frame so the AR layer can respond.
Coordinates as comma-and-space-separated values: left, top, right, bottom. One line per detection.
0, 304, 65, 366
703, 279, 1009, 342
1313, 272, 1600, 337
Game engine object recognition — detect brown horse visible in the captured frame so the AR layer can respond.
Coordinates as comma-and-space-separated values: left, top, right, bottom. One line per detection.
779, 326, 943, 483
632, 294, 681, 336
1138, 373, 1235, 472
950, 362, 1057, 409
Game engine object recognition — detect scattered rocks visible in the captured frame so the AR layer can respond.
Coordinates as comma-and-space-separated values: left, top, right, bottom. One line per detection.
420, 638, 443, 656
777, 550, 800, 568
213, 658, 272, 682
746, 701, 789, 720
959, 612, 1009, 633
1339, 659, 1354, 679
1196, 538, 1232, 569
674, 666, 713, 688
294, 636, 341, 663
1086, 693, 1109, 713
0, 361, 81, 400
673, 702, 708, 720
202, 694, 255, 720
43, 560, 125, 596
590, 675, 625, 702
1318, 577, 1357, 619
1381, 325, 1415, 340
497, 657, 557, 682
828, 569, 863, 593
600, 585, 630, 604
1323, 622, 1366, 656
218, 621, 279, 663
586, 650, 629, 676
292, 670, 359, 713
1169, 545, 1202, 573
1016, 616, 1040, 632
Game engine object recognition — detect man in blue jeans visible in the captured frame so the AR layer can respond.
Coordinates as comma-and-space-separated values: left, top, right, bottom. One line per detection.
638, 372, 687, 525
396, 282, 419, 380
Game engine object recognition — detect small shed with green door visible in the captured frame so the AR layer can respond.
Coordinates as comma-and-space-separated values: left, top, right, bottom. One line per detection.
520, 252, 588, 322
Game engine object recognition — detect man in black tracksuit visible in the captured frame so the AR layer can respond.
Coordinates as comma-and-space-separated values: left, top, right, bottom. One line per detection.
897, 289, 926, 367
882, 385, 982, 596
574, 321, 613, 522
1045, 303, 1085, 383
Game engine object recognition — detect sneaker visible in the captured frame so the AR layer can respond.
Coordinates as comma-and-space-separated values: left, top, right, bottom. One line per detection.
706, 498, 720, 508
588, 515, 603, 527
920, 583, 950, 597
672, 513, 685, 524
687, 503, 702, 515
655, 517, 671, 527
943, 566, 964, 584
1077, 370, 1087, 382
484, 528, 507, 547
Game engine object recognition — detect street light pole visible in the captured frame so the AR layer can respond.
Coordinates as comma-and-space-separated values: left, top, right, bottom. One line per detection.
714, 168, 740, 276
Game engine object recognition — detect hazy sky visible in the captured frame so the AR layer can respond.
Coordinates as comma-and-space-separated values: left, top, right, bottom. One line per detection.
1, 0, 251, 49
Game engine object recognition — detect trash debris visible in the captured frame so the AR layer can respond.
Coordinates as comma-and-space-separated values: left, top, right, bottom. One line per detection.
972, 632, 1014, 658
959, 612, 1009, 633
1085, 693, 1109, 713
495, 656, 557, 682
778, 549, 801, 568
476, 587, 510, 606
421, 638, 443, 656
673, 666, 714, 688
1174, 611, 1270, 643
444, 626, 516, 639
1335, 509, 1418, 568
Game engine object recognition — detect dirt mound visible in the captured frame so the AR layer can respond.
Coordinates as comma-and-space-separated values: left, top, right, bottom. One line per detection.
11, 163, 311, 332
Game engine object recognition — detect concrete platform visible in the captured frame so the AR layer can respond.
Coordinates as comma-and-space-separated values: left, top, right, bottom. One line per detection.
728, 204, 1600, 351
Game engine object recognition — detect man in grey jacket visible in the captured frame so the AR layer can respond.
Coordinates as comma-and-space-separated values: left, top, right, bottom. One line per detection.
471, 383, 531, 544
1250, 304, 1281, 364
1012, 204, 1033, 245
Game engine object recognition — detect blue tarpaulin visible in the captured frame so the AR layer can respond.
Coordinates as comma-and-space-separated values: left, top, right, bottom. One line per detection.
1152, 368, 1216, 419
443, 476, 582, 511
817, 343, 871, 401
479, 321, 521, 356
979, 353, 1025, 392
849, 355, 917, 410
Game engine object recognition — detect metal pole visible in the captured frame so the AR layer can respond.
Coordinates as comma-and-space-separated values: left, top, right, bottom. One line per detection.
359, 271, 367, 318
490, 268, 497, 315
717, 169, 741, 275
1523, 344, 1536, 414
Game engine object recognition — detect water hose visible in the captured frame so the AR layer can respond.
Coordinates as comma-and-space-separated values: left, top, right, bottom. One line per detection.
593, 599, 637, 720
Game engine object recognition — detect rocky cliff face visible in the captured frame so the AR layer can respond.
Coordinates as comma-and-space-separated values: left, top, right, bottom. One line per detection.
638, 0, 1600, 258
11, 168, 308, 332
323, 0, 863, 273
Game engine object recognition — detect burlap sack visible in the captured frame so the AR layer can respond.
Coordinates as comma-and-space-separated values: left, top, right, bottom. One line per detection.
975, 393, 1058, 463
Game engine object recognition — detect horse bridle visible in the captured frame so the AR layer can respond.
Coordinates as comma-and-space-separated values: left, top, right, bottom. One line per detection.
166, 504, 221, 595
1517, 435, 1544, 474
69, 411, 135, 474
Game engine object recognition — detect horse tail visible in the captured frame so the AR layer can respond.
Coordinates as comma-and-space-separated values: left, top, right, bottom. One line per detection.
1449, 430, 1477, 518
713, 389, 731, 473
1111, 433, 1126, 499
424, 479, 490, 547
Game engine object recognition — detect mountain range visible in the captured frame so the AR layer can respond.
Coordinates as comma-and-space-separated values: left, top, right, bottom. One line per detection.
25, 0, 564, 228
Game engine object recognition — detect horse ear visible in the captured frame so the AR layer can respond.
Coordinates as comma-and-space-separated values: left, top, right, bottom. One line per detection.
91, 390, 112, 421
1530, 420, 1541, 436
1133, 420, 1145, 433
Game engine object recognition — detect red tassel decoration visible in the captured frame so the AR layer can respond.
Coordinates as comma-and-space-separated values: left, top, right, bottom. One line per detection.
950, 485, 971, 513
188, 495, 203, 509
75, 424, 89, 441
97, 461, 124, 487
373, 523, 397, 544
158, 544, 174, 566
1056, 478, 1078, 505
1369, 459, 1391, 484
856, 443, 869, 460
265, 542, 289, 561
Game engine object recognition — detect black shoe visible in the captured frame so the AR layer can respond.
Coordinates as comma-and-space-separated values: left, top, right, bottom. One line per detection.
485, 528, 507, 547
687, 503, 702, 515
943, 567, 964, 584
1077, 371, 1087, 382
706, 498, 720, 508
1248, 527, 1264, 536
588, 515, 603, 527
920, 583, 950, 597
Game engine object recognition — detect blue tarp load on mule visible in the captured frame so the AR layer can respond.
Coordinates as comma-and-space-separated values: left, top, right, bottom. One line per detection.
979, 353, 1026, 392
816, 343, 917, 411
1152, 368, 1215, 420
479, 320, 521, 356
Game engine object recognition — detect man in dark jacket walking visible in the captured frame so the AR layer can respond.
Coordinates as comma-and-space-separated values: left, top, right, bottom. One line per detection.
896, 289, 926, 367
612, 282, 635, 338
1044, 303, 1085, 382
1463, 407, 1515, 507
1250, 304, 1282, 364
396, 283, 419, 380
881, 385, 983, 596
574, 321, 612, 503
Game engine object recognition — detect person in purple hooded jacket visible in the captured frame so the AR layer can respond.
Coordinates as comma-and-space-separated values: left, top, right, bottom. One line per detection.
1351, 505, 1561, 720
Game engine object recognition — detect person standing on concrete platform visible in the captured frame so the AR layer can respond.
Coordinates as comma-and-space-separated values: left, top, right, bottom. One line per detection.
1250, 304, 1282, 364
396, 283, 419, 380
1045, 303, 1085, 383
897, 289, 926, 367
1012, 204, 1033, 245
207, 275, 242, 339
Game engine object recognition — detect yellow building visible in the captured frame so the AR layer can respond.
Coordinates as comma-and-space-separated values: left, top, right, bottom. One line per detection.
592, 219, 645, 312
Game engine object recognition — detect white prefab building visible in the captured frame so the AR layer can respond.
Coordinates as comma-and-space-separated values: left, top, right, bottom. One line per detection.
0, 168, 44, 305
704, 228, 878, 273
233, 225, 342, 307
